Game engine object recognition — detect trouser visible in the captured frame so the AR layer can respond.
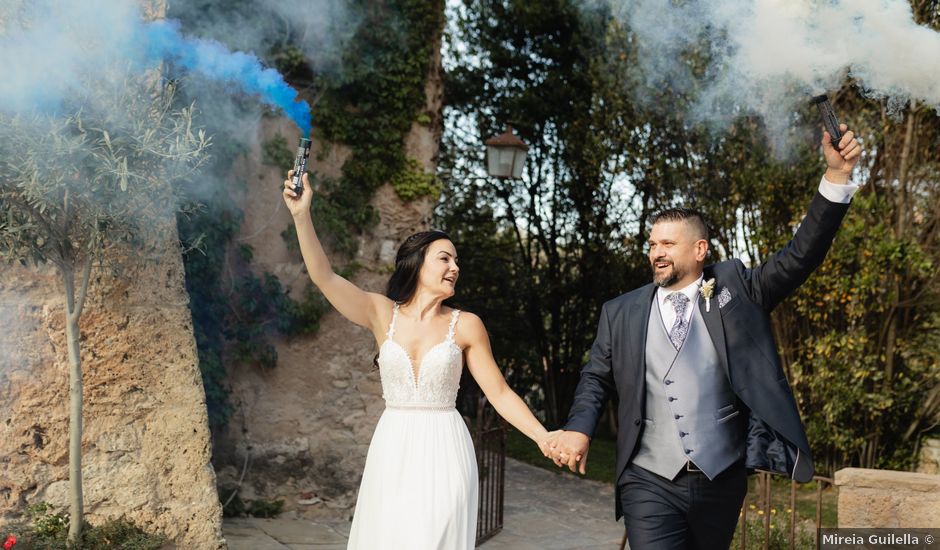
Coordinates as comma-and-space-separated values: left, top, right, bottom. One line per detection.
619, 460, 747, 550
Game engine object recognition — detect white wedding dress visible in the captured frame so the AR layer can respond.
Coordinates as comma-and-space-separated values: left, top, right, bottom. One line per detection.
346, 304, 478, 549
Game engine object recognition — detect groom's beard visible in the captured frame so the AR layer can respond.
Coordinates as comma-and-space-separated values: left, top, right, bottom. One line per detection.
651, 260, 683, 288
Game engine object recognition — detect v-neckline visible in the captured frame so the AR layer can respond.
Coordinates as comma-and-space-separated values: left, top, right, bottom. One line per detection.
384, 338, 454, 389
384, 304, 460, 389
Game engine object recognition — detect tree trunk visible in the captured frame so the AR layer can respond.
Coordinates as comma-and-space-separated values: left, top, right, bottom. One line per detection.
884, 104, 917, 393
62, 255, 92, 543
541, 356, 559, 427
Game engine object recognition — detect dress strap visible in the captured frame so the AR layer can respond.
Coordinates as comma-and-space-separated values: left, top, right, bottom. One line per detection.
387, 303, 401, 339
446, 309, 461, 342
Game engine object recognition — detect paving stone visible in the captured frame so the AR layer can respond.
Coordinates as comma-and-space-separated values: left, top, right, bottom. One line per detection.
223, 457, 628, 549
250, 518, 347, 544
223, 531, 290, 550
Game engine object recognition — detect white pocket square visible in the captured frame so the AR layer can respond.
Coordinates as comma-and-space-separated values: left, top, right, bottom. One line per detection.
717, 287, 732, 309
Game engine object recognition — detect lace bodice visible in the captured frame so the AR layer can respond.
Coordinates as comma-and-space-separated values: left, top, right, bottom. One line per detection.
377, 304, 463, 408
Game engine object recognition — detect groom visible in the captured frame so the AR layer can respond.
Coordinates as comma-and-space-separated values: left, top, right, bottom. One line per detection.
548, 124, 862, 549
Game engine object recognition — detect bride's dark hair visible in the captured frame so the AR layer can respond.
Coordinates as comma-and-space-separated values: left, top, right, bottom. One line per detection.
385, 230, 452, 304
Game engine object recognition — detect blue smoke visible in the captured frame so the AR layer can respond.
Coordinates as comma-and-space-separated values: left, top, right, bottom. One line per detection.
144, 20, 312, 137
0, 1, 312, 137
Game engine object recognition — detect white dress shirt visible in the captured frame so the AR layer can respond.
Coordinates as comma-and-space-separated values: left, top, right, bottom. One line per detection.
818, 175, 860, 204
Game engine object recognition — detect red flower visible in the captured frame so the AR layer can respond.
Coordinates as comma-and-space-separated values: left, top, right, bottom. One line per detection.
3, 535, 16, 550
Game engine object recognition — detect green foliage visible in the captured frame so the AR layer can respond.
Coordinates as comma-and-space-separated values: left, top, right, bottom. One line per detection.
269, 43, 308, 80
0, 75, 211, 542
282, 285, 330, 336
178, 179, 329, 430
226, 270, 329, 369
391, 157, 441, 201
442, 0, 940, 471
0, 79, 209, 271
5, 503, 165, 550
218, 484, 284, 519
26, 503, 68, 539
782, 191, 940, 472
442, 0, 644, 427
246, 499, 285, 518
505, 427, 618, 484
416, 112, 433, 126
731, 515, 816, 550
261, 133, 295, 170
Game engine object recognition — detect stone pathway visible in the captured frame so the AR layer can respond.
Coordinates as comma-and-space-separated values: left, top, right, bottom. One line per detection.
224, 458, 626, 549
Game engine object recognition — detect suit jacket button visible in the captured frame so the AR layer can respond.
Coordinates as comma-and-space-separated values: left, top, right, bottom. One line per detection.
634, 419, 641, 426
675, 414, 683, 419
665, 380, 673, 385
668, 397, 676, 402
685, 449, 693, 454
679, 431, 688, 437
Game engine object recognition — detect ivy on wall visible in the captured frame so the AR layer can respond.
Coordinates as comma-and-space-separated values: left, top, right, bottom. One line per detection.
296, 0, 445, 254
176, 148, 327, 433
392, 157, 442, 202
175, 0, 444, 434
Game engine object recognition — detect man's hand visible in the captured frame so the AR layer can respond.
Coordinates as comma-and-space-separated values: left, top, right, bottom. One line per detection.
822, 123, 862, 184
548, 430, 591, 475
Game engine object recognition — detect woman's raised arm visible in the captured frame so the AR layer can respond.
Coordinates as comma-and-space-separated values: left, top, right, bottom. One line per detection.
283, 171, 389, 332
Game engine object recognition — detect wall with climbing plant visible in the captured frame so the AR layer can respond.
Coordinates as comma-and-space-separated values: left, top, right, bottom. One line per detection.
171, 0, 446, 519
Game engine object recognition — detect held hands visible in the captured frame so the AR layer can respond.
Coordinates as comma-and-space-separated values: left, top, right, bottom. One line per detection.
537, 430, 563, 459
543, 430, 591, 475
283, 170, 313, 218
822, 123, 862, 184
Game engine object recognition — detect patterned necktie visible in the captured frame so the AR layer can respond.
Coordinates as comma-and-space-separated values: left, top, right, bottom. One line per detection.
666, 292, 690, 350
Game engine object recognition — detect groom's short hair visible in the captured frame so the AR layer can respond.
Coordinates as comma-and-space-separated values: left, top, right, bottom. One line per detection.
650, 208, 709, 241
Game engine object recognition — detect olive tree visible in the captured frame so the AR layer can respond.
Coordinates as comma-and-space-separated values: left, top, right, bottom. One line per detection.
0, 78, 210, 542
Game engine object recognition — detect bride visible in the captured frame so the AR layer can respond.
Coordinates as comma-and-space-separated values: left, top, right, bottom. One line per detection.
283, 172, 556, 549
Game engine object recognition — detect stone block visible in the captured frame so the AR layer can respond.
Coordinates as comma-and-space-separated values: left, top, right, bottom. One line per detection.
835, 468, 940, 528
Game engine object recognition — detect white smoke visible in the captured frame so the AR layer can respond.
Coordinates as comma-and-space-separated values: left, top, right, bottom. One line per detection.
601, 0, 940, 149
167, 0, 360, 74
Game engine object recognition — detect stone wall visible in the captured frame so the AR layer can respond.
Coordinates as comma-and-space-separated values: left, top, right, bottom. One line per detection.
211, 20, 445, 522
835, 468, 940, 528
0, 237, 224, 547
916, 438, 940, 474
0, 1, 223, 546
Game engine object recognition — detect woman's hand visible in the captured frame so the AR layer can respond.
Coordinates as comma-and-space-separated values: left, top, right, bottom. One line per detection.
537, 430, 565, 459
283, 170, 313, 218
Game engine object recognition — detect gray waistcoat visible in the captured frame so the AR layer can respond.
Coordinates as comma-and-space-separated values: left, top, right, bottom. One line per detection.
631, 296, 746, 481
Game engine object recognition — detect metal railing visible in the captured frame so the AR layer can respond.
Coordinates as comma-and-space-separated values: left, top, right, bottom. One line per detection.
617, 470, 835, 550
475, 396, 506, 546
737, 470, 834, 550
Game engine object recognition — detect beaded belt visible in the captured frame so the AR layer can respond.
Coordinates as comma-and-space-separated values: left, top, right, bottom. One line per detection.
386, 402, 456, 412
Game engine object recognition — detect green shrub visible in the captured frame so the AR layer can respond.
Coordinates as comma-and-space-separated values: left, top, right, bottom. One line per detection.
731, 513, 816, 550
262, 133, 295, 170
3, 503, 165, 550
218, 484, 284, 519
391, 157, 441, 202
246, 499, 284, 519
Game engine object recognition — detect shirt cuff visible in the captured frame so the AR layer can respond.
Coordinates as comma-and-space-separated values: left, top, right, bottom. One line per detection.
818, 175, 860, 204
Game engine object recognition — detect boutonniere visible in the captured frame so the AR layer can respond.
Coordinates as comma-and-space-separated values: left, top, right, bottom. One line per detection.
701, 278, 716, 312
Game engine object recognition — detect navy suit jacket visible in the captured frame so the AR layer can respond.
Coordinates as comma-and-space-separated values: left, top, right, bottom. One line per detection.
564, 191, 850, 519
